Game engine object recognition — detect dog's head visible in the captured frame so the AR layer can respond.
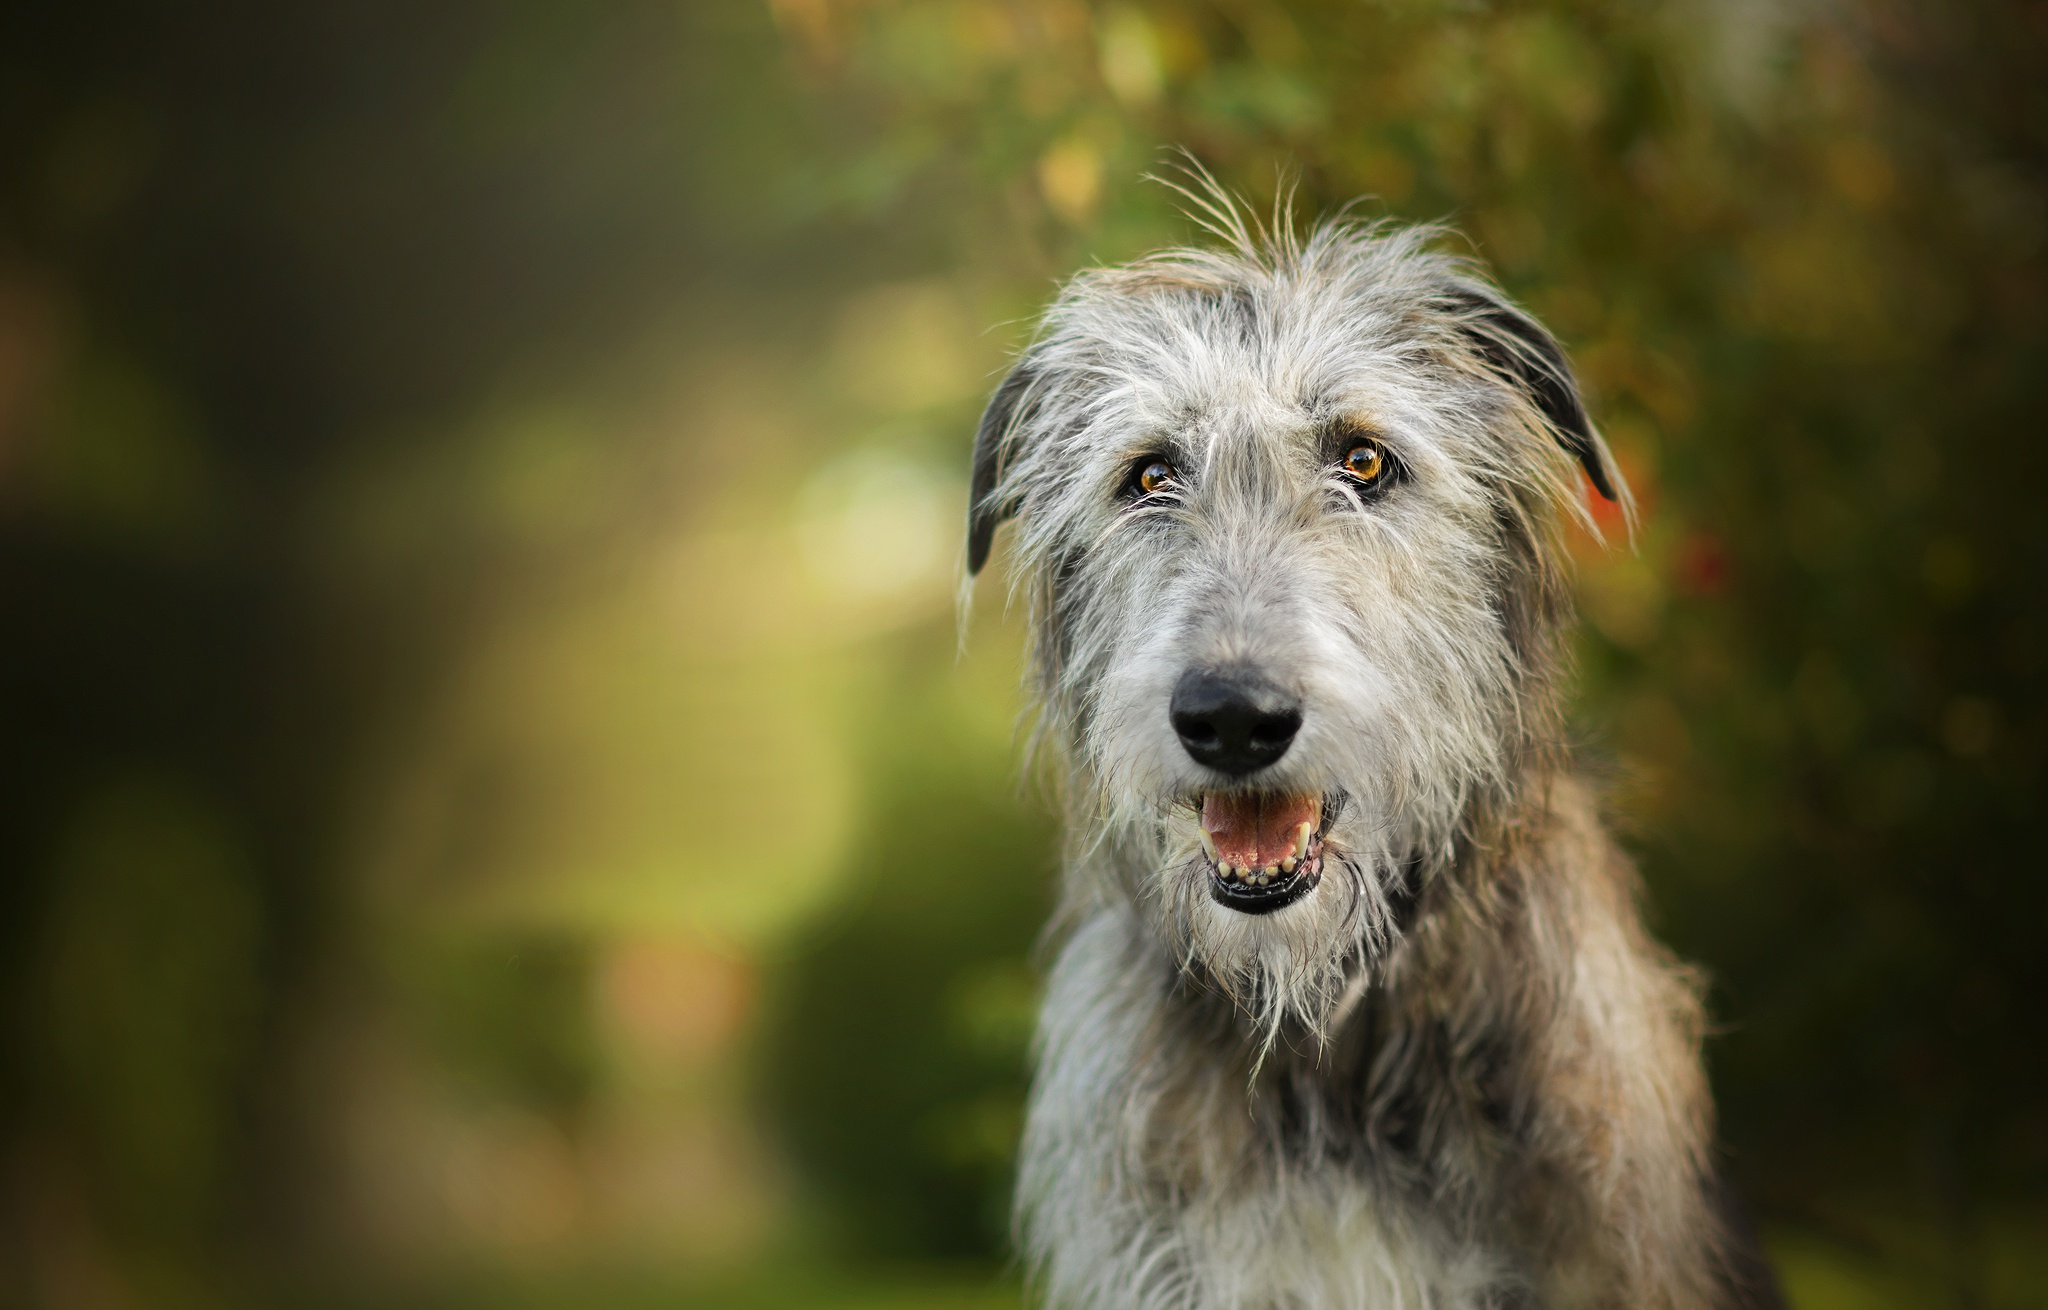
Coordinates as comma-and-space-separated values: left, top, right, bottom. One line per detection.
966, 218, 1625, 1034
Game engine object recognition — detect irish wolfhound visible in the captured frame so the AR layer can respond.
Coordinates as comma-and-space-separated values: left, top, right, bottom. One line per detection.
964, 200, 1779, 1309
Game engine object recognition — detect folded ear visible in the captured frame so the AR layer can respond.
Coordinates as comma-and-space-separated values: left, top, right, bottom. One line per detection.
1447, 286, 1620, 503
966, 361, 1039, 575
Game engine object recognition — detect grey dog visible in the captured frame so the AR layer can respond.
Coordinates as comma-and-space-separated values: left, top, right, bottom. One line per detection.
963, 197, 1780, 1309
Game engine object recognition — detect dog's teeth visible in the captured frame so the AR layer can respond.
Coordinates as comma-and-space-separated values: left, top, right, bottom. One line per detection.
1257, 872, 1271, 885
1198, 829, 1217, 861
1262, 864, 1277, 879
1280, 856, 1297, 873
1290, 822, 1313, 860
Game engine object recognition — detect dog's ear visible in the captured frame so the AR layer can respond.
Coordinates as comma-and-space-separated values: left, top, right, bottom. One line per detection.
967, 360, 1038, 575
1447, 286, 1620, 503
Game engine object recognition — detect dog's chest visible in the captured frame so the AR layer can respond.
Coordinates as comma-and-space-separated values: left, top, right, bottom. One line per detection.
1149, 1058, 1525, 1310
1163, 1170, 1517, 1310
1024, 916, 1532, 1309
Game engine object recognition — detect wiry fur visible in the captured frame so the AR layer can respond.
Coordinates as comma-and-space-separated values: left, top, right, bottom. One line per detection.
965, 198, 1780, 1309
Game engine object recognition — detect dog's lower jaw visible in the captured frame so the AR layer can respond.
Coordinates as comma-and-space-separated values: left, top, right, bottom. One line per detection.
1206, 860, 1318, 913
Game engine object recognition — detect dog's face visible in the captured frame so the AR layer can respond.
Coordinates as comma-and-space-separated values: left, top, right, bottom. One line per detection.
968, 223, 1621, 1030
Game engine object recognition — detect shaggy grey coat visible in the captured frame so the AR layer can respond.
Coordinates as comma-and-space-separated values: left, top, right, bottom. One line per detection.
965, 203, 1778, 1310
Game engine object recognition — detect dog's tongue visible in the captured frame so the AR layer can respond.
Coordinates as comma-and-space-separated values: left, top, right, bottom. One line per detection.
1201, 792, 1319, 870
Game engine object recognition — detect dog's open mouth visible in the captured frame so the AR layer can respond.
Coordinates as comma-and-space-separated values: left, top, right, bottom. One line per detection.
1199, 791, 1325, 915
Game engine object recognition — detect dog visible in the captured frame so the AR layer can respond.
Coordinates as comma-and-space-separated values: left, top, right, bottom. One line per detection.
962, 197, 1781, 1309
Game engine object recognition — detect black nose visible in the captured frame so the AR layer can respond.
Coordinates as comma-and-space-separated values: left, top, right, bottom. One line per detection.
1170, 667, 1302, 777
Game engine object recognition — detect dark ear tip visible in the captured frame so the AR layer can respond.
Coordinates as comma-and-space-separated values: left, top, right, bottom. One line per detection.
966, 518, 994, 574
1583, 454, 1620, 503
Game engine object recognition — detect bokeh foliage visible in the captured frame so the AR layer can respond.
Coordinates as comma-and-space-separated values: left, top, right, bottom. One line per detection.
0, 1, 2042, 1308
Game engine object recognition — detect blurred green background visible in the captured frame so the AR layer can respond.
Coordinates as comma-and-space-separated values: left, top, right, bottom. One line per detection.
0, 2, 2042, 1307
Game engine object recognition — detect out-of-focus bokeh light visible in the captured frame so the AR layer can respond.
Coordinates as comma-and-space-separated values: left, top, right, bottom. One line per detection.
0, 2, 2042, 1308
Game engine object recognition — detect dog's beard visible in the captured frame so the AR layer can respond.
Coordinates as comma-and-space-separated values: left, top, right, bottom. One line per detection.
1087, 741, 1438, 1060
1155, 826, 1409, 1059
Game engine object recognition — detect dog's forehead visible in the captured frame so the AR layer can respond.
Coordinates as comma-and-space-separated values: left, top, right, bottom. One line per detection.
1075, 284, 1435, 452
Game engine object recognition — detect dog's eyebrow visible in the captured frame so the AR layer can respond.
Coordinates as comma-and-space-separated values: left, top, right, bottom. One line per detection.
1313, 416, 1392, 454
1299, 392, 1341, 421
1112, 432, 1196, 467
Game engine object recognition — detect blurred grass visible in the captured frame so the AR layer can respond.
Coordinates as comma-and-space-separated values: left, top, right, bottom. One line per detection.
303, 1266, 1025, 1310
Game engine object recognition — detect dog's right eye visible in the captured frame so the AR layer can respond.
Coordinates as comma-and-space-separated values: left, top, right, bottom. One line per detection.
1123, 458, 1179, 500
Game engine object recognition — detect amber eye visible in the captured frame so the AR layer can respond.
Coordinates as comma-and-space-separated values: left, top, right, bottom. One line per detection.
1135, 460, 1177, 496
1341, 439, 1387, 485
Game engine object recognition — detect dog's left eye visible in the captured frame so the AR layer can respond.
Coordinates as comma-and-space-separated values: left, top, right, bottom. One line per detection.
1123, 457, 1179, 499
1340, 439, 1389, 487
